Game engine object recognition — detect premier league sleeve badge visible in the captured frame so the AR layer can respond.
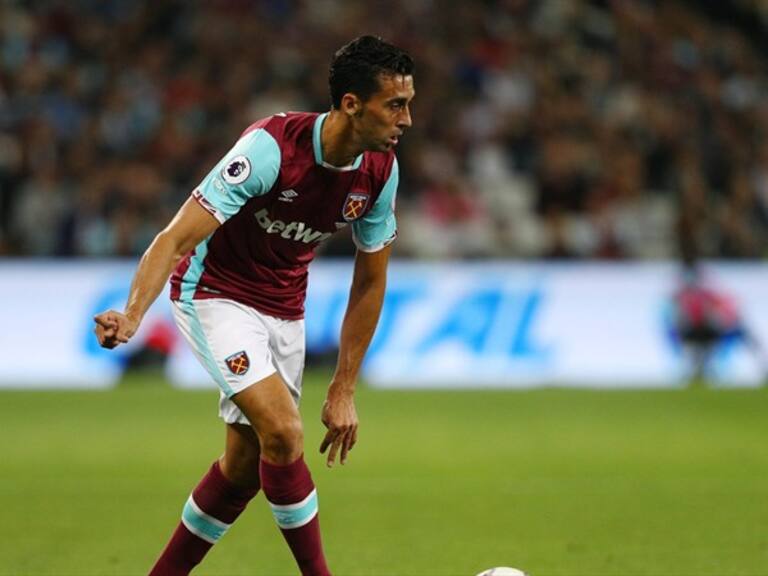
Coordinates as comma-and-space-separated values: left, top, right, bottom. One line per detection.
221, 155, 252, 185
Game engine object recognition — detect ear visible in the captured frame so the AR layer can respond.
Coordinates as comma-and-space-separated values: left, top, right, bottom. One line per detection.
341, 93, 363, 118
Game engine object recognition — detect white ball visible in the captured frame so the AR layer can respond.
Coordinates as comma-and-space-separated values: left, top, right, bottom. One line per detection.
476, 568, 527, 576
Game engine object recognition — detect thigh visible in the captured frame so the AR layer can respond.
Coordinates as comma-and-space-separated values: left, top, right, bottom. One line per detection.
230, 371, 302, 439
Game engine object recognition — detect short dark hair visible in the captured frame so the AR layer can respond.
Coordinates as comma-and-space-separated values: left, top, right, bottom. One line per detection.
329, 35, 414, 109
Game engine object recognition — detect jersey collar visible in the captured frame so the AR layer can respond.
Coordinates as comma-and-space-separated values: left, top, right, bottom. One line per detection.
312, 112, 363, 171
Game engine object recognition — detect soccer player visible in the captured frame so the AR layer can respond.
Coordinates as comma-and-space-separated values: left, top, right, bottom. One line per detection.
93, 36, 414, 575
669, 263, 768, 385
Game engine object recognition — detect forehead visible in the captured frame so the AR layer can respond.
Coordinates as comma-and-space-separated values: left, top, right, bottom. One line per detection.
372, 73, 415, 100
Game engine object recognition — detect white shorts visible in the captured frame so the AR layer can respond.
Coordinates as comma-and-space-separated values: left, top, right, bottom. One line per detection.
171, 298, 305, 425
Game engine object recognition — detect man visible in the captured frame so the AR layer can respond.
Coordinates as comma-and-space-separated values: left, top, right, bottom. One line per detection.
94, 36, 414, 575
669, 263, 768, 385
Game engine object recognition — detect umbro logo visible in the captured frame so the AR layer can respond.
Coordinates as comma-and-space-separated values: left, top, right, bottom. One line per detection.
279, 189, 298, 202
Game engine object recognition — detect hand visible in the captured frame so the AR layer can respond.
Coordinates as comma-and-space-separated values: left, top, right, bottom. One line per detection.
319, 386, 358, 467
94, 310, 139, 349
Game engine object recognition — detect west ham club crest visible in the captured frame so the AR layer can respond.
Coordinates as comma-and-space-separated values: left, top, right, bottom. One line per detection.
225, 350, 250, 376
342, 192, 369, 221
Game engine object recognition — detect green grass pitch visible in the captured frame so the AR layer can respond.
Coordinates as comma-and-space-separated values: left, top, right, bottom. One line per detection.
1, 371, 767, 575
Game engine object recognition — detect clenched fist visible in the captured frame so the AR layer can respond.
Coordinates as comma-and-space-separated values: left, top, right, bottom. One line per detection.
94, 311, 139, 349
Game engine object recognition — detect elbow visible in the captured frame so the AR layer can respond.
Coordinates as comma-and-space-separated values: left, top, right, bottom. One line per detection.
170, 251, 187, 266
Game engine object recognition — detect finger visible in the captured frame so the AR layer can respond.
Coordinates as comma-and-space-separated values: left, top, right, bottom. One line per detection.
326, 438, 340, 467
115, 327, 132, 343
326, 434, 345, 468
349, 426, 358, 451
94, 326, 109, 343
340, 431, 354, 465
96, 324, 116, 339
94, 315, 118, 329
319, 430, 337, 454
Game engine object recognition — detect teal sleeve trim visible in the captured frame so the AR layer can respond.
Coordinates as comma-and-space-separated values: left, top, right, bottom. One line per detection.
195, 129, 281, 222
180, 240, 209, 302
312, 113, 327, 165
352, 157, 398, 252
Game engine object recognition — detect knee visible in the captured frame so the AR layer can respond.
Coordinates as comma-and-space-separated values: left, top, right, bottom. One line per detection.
260, 418, 304, 463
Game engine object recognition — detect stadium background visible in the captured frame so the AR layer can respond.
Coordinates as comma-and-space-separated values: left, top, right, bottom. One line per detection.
1, 1, 767, 575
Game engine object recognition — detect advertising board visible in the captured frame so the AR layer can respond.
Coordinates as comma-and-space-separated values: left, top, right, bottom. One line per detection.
1, 261, 765, 389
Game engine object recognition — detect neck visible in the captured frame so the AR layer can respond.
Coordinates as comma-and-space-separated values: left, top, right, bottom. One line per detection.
321, 110, 362, 167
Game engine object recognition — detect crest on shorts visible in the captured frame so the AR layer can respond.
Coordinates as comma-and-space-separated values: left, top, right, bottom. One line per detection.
221, 155, 251, 185
225, 350, 250, 376
342, 192, 369, 221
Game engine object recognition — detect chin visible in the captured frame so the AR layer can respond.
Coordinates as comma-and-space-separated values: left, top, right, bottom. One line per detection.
365, 139, 394, 152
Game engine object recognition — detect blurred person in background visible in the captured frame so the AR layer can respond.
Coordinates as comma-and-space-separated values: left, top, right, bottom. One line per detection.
93, 35, 414, 575
668, 261, 768, 385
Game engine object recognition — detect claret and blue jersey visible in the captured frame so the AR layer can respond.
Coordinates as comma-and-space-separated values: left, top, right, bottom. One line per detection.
170, 112, 399, 320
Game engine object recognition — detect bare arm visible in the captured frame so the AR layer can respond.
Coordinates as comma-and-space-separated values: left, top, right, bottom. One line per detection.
320, 245, 391, 466
94, 197, 220, 348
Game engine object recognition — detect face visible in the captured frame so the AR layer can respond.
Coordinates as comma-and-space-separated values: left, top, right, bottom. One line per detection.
346, 73, 415, 152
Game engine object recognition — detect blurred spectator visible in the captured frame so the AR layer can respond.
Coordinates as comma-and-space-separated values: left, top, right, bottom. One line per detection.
1, 0, 768, 260
667, 263, 768, 384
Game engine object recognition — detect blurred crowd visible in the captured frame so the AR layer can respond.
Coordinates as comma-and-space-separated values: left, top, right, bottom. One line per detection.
2, 0, 768, 260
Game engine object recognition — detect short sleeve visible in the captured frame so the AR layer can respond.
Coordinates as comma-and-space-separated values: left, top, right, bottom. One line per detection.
352, 158, 398, 252
193, 128, 281, 223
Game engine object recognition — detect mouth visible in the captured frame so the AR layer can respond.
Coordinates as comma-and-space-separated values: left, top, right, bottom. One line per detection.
387, 135, 400, 146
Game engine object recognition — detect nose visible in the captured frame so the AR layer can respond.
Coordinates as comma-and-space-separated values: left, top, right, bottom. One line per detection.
398, 106, 412, 129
